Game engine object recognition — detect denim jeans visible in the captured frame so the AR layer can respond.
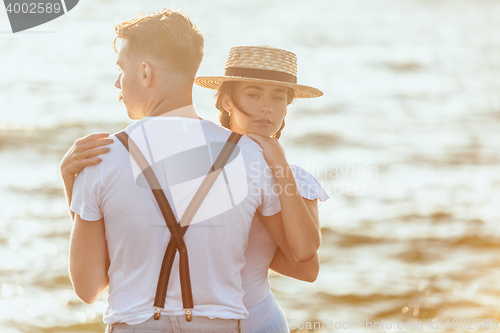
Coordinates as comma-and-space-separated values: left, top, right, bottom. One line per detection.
105, 315, 244, 333
244, 292, 289, 333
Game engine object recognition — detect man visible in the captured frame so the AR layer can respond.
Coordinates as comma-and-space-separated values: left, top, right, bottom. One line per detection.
64, 9, 282, 333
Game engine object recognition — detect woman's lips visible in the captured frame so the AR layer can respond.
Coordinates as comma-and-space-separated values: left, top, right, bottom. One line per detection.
255, 119, 273, 126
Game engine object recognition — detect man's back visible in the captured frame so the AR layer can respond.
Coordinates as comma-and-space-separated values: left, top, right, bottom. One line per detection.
70, 113, 280, 325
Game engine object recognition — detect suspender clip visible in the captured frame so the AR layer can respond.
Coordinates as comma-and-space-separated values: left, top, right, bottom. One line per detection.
153, 308, 162, 320
185, 309, 192, 322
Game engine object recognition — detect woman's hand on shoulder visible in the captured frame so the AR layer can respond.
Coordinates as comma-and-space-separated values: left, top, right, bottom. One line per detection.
60, 133, 113, 179
245, 133, 287, 171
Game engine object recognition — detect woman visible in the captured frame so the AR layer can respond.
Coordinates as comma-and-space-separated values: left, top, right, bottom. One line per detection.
61, 45, 328, 333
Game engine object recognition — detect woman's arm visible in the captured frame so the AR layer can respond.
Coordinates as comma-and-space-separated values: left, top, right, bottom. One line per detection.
259, 198, 320, 282
69, 214, 110, 303
269, 248, 319, 282
61, 174, 77, 221
61, 133, 113, 302
246, 133, 321, 263
60, 133, 113, 220
269, 197, 320, 281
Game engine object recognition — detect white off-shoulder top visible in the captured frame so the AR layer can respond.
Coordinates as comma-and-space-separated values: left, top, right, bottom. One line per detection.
241, 164, 329, 308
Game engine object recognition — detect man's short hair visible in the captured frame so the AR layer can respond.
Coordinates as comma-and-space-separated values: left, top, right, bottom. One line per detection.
114, 9, 204, 78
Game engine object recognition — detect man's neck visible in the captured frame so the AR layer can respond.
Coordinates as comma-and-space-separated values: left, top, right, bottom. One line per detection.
156, 104, 199, 119
145, 95, 199, 119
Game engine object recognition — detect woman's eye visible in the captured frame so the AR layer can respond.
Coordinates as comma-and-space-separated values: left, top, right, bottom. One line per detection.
248, 94, 259, 99
273, 96, 285, 101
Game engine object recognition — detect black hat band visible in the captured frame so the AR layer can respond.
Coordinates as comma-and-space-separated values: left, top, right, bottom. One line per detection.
224, 67, 297, 84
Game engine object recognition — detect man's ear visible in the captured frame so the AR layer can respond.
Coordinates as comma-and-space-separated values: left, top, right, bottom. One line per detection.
140, 62, 153, 88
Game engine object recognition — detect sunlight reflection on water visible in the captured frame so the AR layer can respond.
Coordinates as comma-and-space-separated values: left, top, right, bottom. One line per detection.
1, 0, 500, 332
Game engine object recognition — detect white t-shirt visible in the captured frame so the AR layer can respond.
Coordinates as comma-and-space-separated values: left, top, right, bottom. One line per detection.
70, 110, 281, 325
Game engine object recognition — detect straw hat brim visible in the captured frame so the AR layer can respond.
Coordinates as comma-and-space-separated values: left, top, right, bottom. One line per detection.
195, 76, 323, 99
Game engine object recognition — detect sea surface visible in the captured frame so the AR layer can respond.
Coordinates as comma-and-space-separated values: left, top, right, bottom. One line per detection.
1, 0, 500, 332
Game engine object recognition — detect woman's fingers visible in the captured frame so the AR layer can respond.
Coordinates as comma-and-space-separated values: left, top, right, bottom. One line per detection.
74, 133, 109, 149
76, 132, 109, 144
84, 157, 103, 165
80, 147, 111, 159
245, 133, 263, 139
245, 133, 287, 171
74, 157, 103, 170
85, 132, 109, 141
81, 137, 114, 151
245, 133, 267, 145
246, 133, 278, 148
61, 133, 110, 177
72, 134, 112, 154
73, 154, 103, 168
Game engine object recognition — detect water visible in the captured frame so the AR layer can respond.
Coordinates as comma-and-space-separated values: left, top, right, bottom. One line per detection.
1, 0, 500, 332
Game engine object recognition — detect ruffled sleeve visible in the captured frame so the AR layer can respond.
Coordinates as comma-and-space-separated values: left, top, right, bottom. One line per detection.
289, 164, 329, 202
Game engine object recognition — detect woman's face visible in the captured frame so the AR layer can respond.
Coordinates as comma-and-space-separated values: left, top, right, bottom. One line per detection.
223, 82, 289, 137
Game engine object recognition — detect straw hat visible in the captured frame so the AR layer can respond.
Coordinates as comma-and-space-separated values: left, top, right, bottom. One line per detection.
195, 45, 323, 99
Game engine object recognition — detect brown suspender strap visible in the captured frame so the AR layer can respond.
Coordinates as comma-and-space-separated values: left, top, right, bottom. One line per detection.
115, 130, 242, 322
115, 131, 191, 309
152, 131, 242, 317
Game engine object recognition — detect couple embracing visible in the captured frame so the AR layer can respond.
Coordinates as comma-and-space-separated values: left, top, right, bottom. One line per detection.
61, 8, 328, 333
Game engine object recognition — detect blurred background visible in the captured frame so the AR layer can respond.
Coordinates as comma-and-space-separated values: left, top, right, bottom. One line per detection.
1, 0, 500, 332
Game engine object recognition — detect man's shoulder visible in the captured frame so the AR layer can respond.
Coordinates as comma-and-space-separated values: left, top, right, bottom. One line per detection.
236, 135, 262, 152
116, 119, 263, 161
97, 134, 129, 167
188, 121, 263, 152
